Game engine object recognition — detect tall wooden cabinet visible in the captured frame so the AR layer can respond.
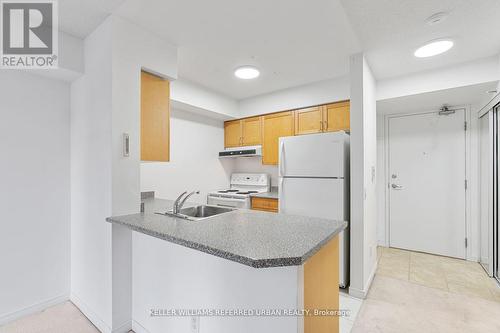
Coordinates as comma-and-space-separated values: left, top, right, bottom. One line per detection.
141, 71, 170, 162
262, 111, 295, 165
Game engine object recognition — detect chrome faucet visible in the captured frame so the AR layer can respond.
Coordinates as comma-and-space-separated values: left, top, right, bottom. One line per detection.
172, 190, 200, 214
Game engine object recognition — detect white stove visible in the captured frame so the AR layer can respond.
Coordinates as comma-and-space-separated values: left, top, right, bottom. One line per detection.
207, 173, 270, 209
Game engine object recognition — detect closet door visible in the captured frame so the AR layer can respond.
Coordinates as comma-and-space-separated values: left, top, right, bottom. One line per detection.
479, 111, 494, 276
495, 107, 499, 282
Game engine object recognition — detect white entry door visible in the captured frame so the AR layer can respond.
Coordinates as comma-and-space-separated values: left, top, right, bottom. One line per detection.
388, 109, 466, 258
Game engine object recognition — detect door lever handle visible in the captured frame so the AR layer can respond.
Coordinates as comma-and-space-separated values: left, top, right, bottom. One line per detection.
391, 184, 404, 190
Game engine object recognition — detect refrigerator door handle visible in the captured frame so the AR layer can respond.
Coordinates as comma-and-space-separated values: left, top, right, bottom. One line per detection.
279, 177, 284, 212
280, 141, 285, 177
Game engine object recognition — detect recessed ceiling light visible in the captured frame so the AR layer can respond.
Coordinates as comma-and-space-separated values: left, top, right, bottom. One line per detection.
234, 66, 260, 80
425, 12, 449, 26
414, 40, 454, 58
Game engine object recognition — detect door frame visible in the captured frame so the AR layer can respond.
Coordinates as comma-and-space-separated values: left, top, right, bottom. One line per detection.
477, 93, 500, 275
383, 105, 471, 259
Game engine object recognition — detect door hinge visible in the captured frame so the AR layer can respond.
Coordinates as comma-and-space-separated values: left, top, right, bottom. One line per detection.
464, 121, 468, 131
465, 238, 468, 248
464, 179, 468, 190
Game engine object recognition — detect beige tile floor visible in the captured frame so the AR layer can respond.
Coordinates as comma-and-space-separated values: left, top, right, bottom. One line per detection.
0, 302, 103, 333
3, 248, 499, 333
376, 247, 500, 301
351, 247, 500, 333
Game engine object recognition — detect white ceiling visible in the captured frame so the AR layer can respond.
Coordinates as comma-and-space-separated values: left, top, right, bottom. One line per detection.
57, 0, 500, 100
114, 0, 361, 99
377, 81, 499, 115
58, 0, 124, 38
341, 0, 500, 79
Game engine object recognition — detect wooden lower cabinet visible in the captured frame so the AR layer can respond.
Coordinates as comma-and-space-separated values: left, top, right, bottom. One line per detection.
304, 235, 339, 333
262, 111, 295, 165
251, 197, 278, 213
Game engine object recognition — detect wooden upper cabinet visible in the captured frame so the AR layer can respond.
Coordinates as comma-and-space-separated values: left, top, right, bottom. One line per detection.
294, 106, 323, 135
225, 117, 262, 147
222, 100, 350, 163
262, 111, 295, 165
224, 120, 242, 148
241, 116, 262, 146
323, 101, 350, 132
141, 71, 170, 162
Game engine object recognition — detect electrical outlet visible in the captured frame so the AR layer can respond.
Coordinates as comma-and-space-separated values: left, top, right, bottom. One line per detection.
190, 316, 199, 333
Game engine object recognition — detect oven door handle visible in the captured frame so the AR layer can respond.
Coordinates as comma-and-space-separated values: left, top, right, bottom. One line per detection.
208, 196, 246, 202
215, 203, 237, 208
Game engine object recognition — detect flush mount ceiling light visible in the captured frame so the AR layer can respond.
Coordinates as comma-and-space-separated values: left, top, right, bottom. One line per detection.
234, 66, 260, 80
414, 40, 454, 58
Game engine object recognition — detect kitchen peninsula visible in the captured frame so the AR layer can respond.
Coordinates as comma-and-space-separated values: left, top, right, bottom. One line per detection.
107, 197, 346, 333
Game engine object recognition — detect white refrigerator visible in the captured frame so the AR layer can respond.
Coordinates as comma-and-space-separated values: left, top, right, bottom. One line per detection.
278, 131, 350, 288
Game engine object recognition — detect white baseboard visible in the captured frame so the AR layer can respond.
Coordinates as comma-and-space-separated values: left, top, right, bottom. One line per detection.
348, 261, 378, 299
0, 294, 69, 326
132, 320, 151, 333
70, 293, 111, 333
377, 239, 388, 247
112, 320, 132, 333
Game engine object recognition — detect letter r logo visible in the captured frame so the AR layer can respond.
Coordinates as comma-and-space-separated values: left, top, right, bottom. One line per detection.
2, 1, 53, 54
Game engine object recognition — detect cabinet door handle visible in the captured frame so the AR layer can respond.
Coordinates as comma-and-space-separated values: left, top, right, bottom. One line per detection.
320, 121, 323, 131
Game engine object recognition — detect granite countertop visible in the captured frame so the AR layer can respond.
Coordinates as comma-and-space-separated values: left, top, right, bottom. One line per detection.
106, 197, 346, 269
250, 186, 279, 200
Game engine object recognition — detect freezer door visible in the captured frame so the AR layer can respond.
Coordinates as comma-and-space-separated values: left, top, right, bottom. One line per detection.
279, 177, 349, 287
279, 132, 346, 178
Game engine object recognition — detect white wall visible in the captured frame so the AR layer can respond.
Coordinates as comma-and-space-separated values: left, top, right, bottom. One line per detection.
140, 109, 234, 200
0, 71, 70, 323
349, 54, 378, 299
377, 56, 500, 102
132, 231, 299, 333
70, 17, 114, 332
238, 76, 350, 117
171, 80, 239, 120
71, 15, 178, 333
31, 31, 84, 82
376, 114, 386, 245
233, 159, 279, 187
234, 76, 350, 184
362, 58, 378, 291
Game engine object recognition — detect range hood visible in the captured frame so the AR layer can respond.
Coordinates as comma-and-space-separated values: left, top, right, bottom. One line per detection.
219, 145, 262, 158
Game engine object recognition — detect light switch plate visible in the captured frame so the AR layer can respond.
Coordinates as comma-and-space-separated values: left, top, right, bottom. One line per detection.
123, 133, 130, 157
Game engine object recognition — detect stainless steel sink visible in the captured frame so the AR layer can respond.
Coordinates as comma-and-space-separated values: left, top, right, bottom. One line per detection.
157, 205, 235, 221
